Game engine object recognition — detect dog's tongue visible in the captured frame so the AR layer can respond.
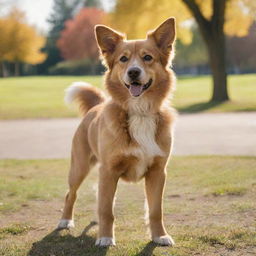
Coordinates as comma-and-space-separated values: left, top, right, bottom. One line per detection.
129, 84, 143, 97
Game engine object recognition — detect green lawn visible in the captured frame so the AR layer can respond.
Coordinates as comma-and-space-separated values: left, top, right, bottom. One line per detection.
0, 156, 255, 256
176, 74, 256, 112
0, 76, 103, 119
0, 74, 255, 119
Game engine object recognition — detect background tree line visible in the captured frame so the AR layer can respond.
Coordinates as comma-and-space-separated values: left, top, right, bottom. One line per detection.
0, 0, 255, 102
0, 7, 46, 77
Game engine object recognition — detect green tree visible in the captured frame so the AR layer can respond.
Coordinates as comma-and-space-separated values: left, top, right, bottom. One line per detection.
38, 0, 83, 74
83, 0, 101, 8
112, 0, 254, 102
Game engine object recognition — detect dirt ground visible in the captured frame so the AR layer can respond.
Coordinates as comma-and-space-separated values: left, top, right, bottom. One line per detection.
0, 157, 255, 256
0, 112, 256, 159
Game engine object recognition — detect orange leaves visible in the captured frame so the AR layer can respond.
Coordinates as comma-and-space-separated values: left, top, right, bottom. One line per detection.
57, 8, 106, 61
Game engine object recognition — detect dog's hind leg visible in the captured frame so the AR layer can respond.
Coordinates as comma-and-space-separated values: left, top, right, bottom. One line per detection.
58, 123, 93, 229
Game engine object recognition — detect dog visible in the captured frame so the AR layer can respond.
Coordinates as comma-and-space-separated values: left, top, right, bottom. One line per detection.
58, 17, 176, 247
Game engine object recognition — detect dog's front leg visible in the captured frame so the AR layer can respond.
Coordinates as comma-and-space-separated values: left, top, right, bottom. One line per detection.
96, 167, 119, 247
145, 159, 175, 246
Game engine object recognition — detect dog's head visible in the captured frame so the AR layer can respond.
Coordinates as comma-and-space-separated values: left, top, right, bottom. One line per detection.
95, 18, 176, 103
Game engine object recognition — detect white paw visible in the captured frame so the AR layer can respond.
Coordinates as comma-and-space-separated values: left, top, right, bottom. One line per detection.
95, 237, 116, 247
57, 219, 74, 229
153, 235, 175, 246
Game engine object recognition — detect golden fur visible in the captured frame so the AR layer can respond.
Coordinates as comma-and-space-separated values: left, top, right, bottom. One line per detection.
58, 17, 177, 247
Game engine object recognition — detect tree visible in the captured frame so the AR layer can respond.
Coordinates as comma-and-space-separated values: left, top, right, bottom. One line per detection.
83, 0, 101, 8
176, 21, 256, 74
57, 8, 105, 73
227, 22, 256, 73
175, 26, 208, 73
0, 8, 46, 76
38, 0, 84, 74
112, 0, 254, 102
47, 0, 83, 40
0, 18, 11, 76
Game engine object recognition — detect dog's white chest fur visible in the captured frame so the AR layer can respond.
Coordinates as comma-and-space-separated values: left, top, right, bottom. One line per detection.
127, 99, 164, 179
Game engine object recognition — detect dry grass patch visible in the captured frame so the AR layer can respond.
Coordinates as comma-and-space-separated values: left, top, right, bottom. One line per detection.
0, 156, 255, 255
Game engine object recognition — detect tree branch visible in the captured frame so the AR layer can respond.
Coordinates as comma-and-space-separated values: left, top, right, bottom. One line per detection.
212, 0, 227, 29
181, 0, 209, 27
182, 0, 211, 41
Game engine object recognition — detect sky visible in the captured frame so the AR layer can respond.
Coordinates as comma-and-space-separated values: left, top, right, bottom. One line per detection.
17, 0, 53, 32
3, 0, 113, 33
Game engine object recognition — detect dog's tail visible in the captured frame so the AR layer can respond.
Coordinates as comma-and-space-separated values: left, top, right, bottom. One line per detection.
65, 82, 106, 116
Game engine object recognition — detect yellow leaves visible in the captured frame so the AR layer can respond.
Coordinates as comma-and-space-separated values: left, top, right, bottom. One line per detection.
24, 35, 47, 65
0, 8, 46, 64
225, 0, 254, 37
111, 0, 192, 43
0, 19, 11, 57
178, 26, 193, 45
111, 0, 255, 44
195, 0, 212, 20
242, 0, 256, 17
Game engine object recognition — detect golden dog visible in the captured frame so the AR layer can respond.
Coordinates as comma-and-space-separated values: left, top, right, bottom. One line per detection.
58, 17, 176, 247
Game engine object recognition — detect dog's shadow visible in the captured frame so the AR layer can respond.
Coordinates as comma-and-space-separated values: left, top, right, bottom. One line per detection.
28, 221, 160, 256
136, 242, 158, 256
28, 221, 108, 256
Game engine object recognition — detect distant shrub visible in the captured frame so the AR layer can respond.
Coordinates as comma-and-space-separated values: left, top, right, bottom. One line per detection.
49, 59, 105, 76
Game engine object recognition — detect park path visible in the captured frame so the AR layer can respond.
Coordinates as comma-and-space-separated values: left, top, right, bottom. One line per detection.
0, 112, 255, 159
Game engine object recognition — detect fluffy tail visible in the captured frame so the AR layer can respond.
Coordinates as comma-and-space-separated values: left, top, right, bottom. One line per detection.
65, 82, 106, 116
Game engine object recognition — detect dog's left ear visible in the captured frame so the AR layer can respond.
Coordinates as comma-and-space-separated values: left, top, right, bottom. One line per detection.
95, 25, 124, 55
148, 17, 176, 53
95, 25, 124, 67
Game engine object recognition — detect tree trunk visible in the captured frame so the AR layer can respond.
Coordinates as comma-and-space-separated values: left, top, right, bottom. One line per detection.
14, 61, 20, 77
207, 33, 229, 102
1, 61, 8, 77
0, 62, 3, 77
181, 0, 229, 102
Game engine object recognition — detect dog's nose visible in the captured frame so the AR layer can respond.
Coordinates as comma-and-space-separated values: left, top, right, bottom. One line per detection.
128, 67, 141, 80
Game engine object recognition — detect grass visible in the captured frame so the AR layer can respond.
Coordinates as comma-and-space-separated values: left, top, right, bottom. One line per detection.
175, 74, 256, 112
0, 156, 255, 255
0, 74, 255, 119
0, 224, 31, 239
211, 186, 247, 197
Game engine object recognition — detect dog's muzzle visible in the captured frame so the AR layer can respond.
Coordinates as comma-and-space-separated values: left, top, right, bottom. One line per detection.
125, 79, 153, 97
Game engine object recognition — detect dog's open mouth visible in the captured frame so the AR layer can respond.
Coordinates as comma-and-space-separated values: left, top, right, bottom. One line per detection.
125, 79, 153, 97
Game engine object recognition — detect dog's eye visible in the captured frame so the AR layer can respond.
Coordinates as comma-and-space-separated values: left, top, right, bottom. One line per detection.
143, 55, 153, 61
120, 56, 128, 62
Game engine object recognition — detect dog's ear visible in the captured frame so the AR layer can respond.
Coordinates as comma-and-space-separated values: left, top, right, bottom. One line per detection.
148, 17, 176, 53
95, 25, 124, 55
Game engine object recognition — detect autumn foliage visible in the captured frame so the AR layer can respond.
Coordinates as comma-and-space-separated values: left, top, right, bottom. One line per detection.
0, 8, 46, 69
57, 8, 106, 61
112, 0, 254, 42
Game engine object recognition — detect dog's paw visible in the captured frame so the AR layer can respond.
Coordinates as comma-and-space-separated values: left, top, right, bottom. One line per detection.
57, 219, 74, 229
153, 235, 175, 246
95, 237, 116, 247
